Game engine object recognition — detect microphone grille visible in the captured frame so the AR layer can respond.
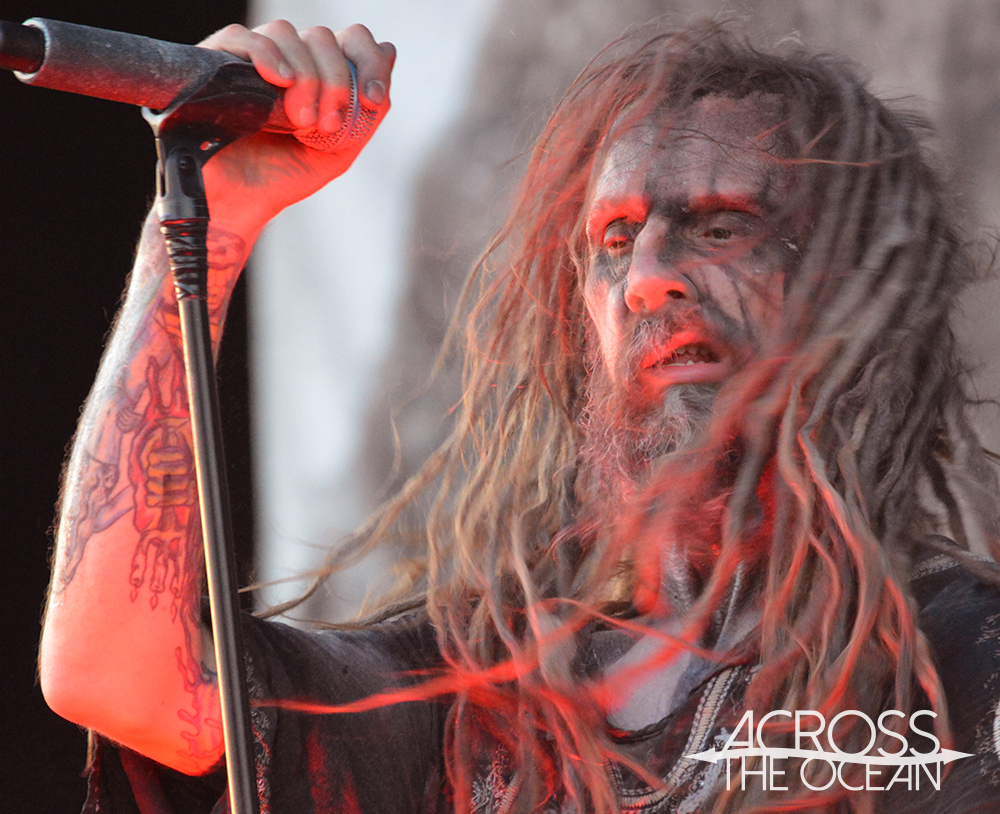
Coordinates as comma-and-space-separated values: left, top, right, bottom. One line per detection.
293, 62, 376, 153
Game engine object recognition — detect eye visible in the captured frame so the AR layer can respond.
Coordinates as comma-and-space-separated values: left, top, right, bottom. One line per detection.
693, 211, 756, 247
706, 226, 734, 242
601, 218, 639, 256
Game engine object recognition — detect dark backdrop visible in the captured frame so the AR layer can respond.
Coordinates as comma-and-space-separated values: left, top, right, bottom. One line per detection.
2, 2, 251, 811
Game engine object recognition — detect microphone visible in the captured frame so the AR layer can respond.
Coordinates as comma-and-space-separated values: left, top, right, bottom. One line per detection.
0, 18, 373, 152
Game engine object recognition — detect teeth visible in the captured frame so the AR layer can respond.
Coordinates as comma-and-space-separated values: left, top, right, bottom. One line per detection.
664, 343, 717, 365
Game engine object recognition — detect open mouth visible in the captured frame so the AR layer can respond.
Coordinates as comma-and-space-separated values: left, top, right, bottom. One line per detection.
644, 342, 720, 369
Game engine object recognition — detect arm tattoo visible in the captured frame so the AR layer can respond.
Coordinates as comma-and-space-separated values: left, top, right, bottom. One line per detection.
127, 353, 198, 611
54, 221, 245, 765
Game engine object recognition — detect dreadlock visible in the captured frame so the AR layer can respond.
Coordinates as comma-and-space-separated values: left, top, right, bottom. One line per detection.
272, 20, 1000, 813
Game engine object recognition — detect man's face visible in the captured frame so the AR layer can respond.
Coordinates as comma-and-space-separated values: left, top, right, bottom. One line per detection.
579, 95, 795, 505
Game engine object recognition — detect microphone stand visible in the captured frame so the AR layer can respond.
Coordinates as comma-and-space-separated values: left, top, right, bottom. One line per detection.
3, 21, 360, 809
140, 65, 278, 814
1, 21, 295, 812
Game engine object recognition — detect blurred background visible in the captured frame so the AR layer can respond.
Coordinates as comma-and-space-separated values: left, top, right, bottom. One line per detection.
5, 1, 999, 810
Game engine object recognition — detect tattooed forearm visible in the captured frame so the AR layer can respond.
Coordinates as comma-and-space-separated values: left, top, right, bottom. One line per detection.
37, 213, 248, 769
43, 214, 246, 769
54, 219, 246, 599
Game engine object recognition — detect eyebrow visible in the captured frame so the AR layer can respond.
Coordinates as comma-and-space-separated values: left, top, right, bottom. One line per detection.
677, 192, 764, 217
585, 195, 649, 240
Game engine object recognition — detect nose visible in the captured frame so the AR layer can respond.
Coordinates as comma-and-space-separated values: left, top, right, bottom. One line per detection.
624, 224, 696, 314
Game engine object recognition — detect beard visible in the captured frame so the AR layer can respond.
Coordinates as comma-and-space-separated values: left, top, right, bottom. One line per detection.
578, 320, 719, 522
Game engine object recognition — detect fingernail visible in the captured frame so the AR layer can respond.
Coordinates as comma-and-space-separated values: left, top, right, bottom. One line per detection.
365, 79, 386, 105
278, 61, 295, 81
320, 110, 344, 134
299, 103, 318, 127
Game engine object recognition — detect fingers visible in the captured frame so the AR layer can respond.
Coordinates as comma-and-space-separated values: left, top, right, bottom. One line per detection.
199, 21, 394, 134
335, 24, 394, 108
199, 23, 296, 88
257, 20, 343, 130
292, 26, 344, 133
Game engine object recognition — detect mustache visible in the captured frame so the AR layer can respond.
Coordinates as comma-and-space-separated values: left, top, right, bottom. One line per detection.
614, 306, 746, 382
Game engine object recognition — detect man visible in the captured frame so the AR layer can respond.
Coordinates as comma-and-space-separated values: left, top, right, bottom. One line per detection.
40, 17, 1000, 814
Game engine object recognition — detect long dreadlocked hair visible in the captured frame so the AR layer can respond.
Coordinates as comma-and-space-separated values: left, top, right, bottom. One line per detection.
274, 20, 1000, 814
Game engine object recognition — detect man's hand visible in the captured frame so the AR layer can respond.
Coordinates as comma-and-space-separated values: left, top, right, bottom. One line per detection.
197, 20, 395, 238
